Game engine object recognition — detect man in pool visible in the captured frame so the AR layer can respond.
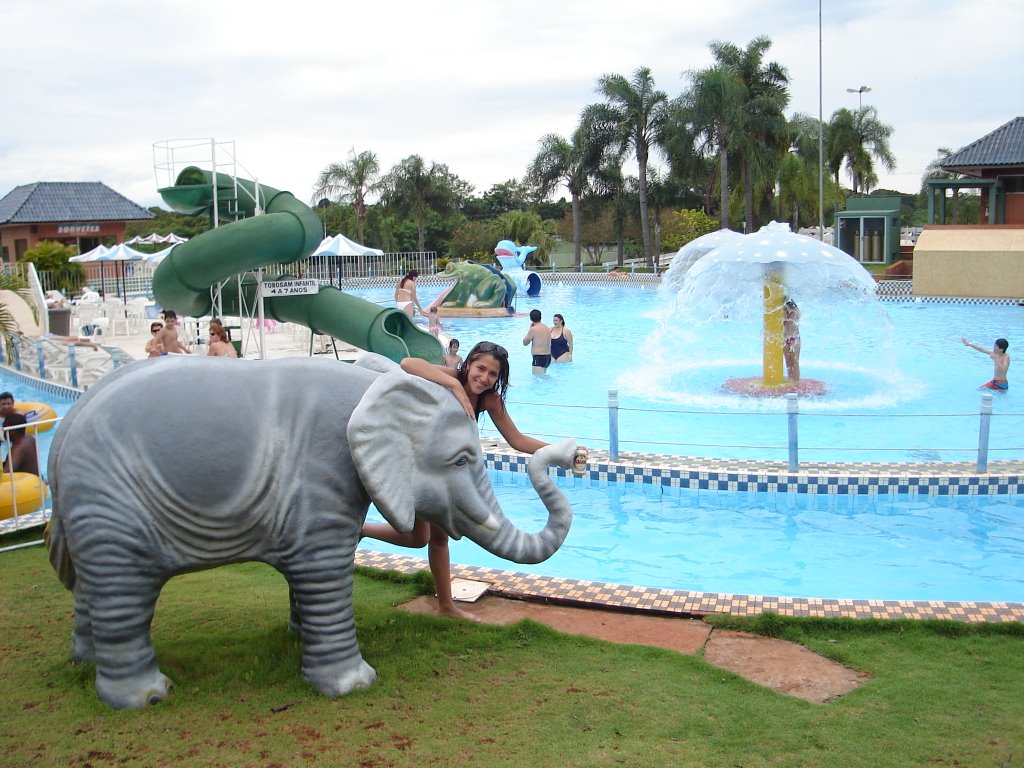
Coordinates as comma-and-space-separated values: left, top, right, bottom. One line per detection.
0, 392, 14, 420
523, 309, 551, 375
961, 337, 1009, 391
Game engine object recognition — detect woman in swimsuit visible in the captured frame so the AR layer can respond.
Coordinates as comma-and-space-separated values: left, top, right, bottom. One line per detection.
207, 323, 238, 357
394, 269, 423, 317
782, 299, 801, 381
550, 313, 573, 362
361, 341, 557, 621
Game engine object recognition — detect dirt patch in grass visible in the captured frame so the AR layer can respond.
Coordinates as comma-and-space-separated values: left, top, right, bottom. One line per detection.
400, 594, 870, 703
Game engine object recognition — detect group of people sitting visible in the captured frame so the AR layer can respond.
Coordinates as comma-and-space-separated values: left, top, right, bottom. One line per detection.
145, 311, 237, 358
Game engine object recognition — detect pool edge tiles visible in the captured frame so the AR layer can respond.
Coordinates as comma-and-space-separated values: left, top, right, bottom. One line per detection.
355, 550, 1024, 624
483, 442, 1024, 496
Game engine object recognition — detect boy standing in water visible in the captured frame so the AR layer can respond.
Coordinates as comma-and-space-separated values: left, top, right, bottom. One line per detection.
961, 337, 1010, 391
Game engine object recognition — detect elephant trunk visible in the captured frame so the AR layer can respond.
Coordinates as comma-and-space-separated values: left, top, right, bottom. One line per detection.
475, 439, 576, 564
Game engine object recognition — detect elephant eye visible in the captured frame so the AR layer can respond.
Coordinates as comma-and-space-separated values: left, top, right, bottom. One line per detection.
455, 456, 469, 466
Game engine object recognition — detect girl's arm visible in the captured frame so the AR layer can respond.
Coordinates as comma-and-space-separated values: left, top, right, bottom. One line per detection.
484, 393, 547, 455
565, 328, 574, 354
400, 357, 474, 418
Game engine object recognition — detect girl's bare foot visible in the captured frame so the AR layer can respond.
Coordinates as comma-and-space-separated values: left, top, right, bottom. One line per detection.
437, 601, 482, 623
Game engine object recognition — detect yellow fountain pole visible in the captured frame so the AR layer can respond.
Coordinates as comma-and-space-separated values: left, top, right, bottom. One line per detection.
762, 266, 785, 386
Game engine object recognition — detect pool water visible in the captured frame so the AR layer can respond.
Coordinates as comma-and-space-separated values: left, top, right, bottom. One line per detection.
364, 469, 1024, 603
348, 283, 1022, 462
5, 359, 1019, 603
0, 376, 76, 481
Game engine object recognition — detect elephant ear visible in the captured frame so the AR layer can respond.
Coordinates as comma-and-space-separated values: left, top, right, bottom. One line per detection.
353, 352, 401, 375
347, 369, 447, 532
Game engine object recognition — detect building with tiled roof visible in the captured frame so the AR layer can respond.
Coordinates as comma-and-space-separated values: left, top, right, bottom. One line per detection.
915, 117, 1024, 299
0, 181, 154, 263
927, 117, 1024, 225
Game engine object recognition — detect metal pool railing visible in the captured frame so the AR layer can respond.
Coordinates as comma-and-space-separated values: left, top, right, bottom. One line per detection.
483, 390, 1023, 472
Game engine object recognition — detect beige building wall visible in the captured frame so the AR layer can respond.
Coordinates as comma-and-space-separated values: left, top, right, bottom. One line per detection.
913, 226, 1024, 298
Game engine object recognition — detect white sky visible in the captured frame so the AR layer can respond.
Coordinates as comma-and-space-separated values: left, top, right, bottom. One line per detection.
2, 0, 1022, 212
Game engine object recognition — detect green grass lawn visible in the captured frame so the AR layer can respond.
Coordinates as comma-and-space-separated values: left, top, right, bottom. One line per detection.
2, 545, 1022, 767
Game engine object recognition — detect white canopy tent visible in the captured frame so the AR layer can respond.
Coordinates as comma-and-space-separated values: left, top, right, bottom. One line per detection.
125, 233, 189, 245
70, 243, 151, 302
313, 233, 384, 257
309, 234, 385, 284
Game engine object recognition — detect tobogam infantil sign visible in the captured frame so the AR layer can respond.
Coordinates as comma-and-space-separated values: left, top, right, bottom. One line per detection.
262, 279, 319, 297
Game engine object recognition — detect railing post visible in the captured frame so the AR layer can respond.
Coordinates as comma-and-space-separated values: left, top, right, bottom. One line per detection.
608, 389, 619, 461
786, 393, 799, 472
977, 392, 993, 473
35, 339, 46, 380
67, 345, 78, 389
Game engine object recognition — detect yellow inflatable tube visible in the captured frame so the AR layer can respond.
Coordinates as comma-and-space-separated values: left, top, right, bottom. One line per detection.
18, 402, 57, 434
0, 472, 48, 519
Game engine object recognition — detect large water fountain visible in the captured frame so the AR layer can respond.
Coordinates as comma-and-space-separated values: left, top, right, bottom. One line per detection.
640, 222, 894, 405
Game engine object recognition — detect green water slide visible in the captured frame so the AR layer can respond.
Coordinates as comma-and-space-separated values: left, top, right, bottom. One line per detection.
153, 167, 442, 363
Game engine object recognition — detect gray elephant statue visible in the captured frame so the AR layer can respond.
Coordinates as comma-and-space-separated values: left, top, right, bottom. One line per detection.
45, 354, 576, 709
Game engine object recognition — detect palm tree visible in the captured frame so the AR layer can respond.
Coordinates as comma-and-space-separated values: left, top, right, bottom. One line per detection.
827, 106, 896, 194
583, 67, 669, 266
921, 147, 962, 223
706, 37, 790, 233
527, 121, 605, 269
311, 149, 383, 243
0, 272, 37, 358
681, 65, 746, 230
380, 155, 461, 253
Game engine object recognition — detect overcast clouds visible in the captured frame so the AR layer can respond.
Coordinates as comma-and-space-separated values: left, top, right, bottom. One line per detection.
2, 0, 1021, 213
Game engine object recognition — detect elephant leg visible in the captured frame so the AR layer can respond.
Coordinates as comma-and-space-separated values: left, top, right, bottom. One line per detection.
79, 567, 172, 709
285, 540, 375, 697
70, 586, 95, 662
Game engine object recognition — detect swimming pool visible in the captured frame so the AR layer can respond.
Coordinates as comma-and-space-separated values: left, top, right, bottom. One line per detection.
4, 309, 1020, 608
363, 468, 1024, 603
0, 372, 76, 482
348, 282, 1022, 463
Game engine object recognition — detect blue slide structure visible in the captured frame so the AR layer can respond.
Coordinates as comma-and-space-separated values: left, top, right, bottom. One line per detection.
153, 167, 442, 363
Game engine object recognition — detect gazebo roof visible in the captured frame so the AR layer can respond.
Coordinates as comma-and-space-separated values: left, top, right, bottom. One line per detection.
939, 116, 1024, 176
0, 181, 154, 225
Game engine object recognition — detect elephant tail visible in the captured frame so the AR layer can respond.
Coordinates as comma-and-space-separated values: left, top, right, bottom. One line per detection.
44, 515, 75, 591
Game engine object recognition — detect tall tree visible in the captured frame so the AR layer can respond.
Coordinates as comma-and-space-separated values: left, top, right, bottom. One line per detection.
380, 155, 462, 252
698, 37, 790, 233
583, 67, 669, 266
527, 121, 604, 269
681, 64, 746, 230
827, 106, 896, 194
311, 149, 383, 243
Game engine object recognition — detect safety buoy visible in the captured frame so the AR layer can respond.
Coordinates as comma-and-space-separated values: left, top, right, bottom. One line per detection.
0, 472, 48, 519
18, 402, 57, 434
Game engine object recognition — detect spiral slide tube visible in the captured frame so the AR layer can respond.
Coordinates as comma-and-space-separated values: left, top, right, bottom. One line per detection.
153, 168, 441, 363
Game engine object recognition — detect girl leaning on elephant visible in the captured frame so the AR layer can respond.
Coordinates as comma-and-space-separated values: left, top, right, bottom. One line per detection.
361, 341, 566, 621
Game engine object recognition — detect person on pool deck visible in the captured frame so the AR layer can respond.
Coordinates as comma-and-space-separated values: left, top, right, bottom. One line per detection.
962, 337, 1010, 391
783, 299, 801, 381
157, 310, 191, 355
394, 269, 424, 318
145, 322, 165, 357
360, 341, 568, 621
207, 323, 238, 358
550, 313, 574, 363
3, 412, 39, 476
523, 309, 551, 375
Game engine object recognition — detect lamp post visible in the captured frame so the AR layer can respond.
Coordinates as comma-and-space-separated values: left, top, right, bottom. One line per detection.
846, 85, 871, 109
